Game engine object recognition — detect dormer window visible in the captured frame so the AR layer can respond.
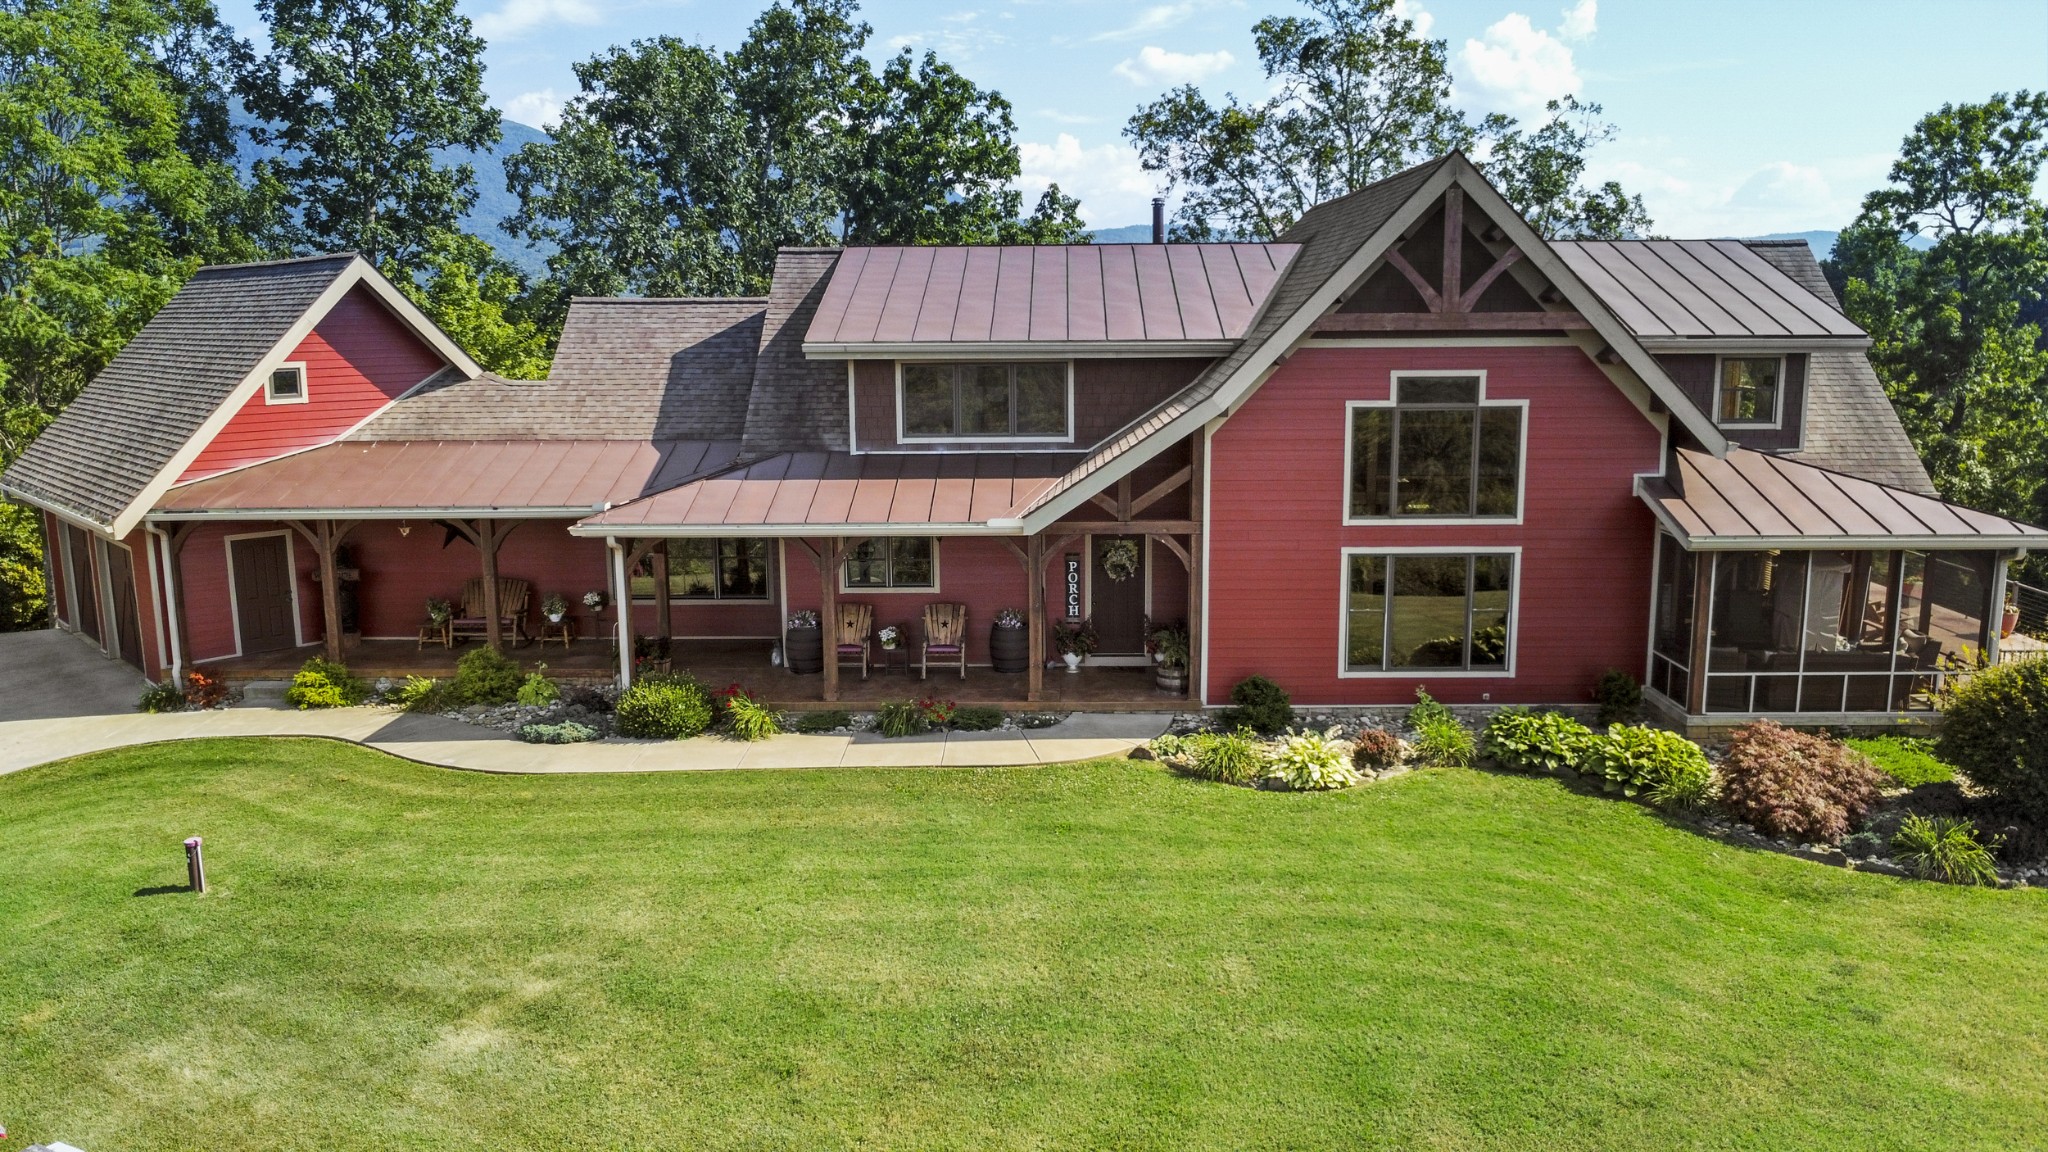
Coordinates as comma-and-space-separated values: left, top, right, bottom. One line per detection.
1717, 357, 1781, 427
265, 363, 307, 405
899, 362, 1071, 441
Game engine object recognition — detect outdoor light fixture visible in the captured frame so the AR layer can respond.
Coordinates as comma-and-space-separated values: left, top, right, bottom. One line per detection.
399, 521, 412, 537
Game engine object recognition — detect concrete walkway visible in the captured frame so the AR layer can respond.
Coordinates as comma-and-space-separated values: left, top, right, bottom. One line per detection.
0, 630, 1168, 776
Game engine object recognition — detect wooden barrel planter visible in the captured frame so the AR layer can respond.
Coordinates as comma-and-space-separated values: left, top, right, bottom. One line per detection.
785, 626, 823, 674
989, 623, 1030, 673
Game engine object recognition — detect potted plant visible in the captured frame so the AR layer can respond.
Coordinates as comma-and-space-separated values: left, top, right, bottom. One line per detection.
878, 625, 901, 651
784, 609, 823, 674
990, 607, 1029, 673
542, 592, 568, 623
425, 597, 452, 627
1052, 618, 1097, 673
2003, 590, 2021, 638
582, 589, 608, 618
1151, 622, 1190, 692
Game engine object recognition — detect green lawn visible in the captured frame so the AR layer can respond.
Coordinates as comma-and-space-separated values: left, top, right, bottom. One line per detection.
3, 740, 2045, 1150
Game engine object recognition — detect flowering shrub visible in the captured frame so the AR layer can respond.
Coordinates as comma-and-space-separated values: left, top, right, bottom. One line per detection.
994, 607, 1026, 629
1268, 727, 1361, 791
615, 675, 714, 739
1717, 721, 1883, 842
786, 609, 820, 629
721, 685, 781, 741
877, 699, 930, 738
918, 697, 957, 727
582, 590, 608, 612
183, 669, 228, 709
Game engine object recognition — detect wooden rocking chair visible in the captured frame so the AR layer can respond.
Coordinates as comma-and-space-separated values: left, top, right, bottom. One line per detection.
451, 576, 533, 645
836, 602, 874, 679
921, 602, 968, 680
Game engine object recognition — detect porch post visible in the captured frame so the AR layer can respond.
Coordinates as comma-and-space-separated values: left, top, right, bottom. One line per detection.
1987, 551, 2012, 664
478, 517, 502, 652
1686, 551, 1713, 716
1186, 426, 1206, 703
653, 541, 672, 644
317, 520, 344, 662
1026, 533, 1045, 703
610, 537, 632, 686
820, 537, 842, 702
151, 526, 185, 681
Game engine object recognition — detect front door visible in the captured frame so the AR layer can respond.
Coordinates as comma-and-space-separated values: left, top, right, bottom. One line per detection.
102, 542, 144, 670
1090, 534, 1147, 656
230, 535, 297, 654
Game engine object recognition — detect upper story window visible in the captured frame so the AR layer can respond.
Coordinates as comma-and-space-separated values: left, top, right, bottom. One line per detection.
265, 363, 307, 405
900, 362, 1071, 441
1348, 373, 1523, 521
844, 537, 937, 591
1717, 357, 1782, 427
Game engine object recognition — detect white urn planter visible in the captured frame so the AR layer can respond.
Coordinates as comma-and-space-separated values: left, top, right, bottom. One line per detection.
1062, 652, 1083, 673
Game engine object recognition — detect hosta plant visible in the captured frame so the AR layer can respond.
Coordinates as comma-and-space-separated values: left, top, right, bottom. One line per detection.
1268, 727, 1362, 791
1480, 708, 1599, 774
1586, 724, 1712, 804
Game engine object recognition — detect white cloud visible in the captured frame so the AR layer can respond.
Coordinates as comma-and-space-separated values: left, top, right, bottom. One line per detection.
502, 88, 566, 130
1458, 11, 1584, 116
1585, 153, 1885, 237
1018, 133, 1158, 228
1091, 3, 1197, 42
474, 0, 600, 41
1390, 0, 1434, 37
1559, 0, 1598, 41
1113, 45, 1236, 87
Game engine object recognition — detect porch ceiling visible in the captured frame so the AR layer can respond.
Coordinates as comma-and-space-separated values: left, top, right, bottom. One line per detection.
1642, 447, 2048, 550
150, 438, 740, 519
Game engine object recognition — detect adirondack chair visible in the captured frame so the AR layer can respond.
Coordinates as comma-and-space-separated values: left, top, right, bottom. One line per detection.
835, 602, 874, 679
921, 602, 968, 680
451, 576, 533, 645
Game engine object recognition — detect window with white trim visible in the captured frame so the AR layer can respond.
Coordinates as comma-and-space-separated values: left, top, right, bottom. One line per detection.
1716, 357, 1781, 426
1345, 552, 1515, 672
843, 538, 937, 590
900, 362, 1070, 439
631, 539, 770, 601
266, 364, 307, 404
1349, 375, 1521, 519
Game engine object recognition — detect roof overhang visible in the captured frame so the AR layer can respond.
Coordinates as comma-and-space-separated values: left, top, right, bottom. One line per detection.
804, 341, 1236, 359
148, 506, 608, 522
569, 520, 1021, 538
1634, 336, 1873, 354
0, 481, 118, 538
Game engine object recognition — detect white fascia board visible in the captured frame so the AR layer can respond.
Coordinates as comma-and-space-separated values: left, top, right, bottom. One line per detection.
0, 484, 116, 538
1634, 336, 1872, 354
804, 341, 1237, 359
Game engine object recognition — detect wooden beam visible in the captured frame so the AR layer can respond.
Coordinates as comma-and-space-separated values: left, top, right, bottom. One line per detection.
1457, 245, 1522, 311
1442, 186, 1464, 308
1685, 552, 1713, 717
1026, 533, 1045, 703
1130, 465, 1192, 517
1087, 493, 1118, 518
653, 541, 672, 642
821, 537, 841, 702
479, 517, 503, 652
1309, 311, 1590, 333
1115, 475, 1132, 521
1044, 518, 1199, 536
1380, 248, 1443, 312
1148, 533, 1191, 570
999, 538, 1028, 569
317, 520, 343, 663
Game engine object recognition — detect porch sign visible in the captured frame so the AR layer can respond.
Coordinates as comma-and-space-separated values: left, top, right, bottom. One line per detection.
1064, 554, 1082, 620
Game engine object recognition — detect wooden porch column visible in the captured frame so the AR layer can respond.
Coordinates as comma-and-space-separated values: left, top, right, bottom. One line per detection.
163, 523, 196, 678
1186, 427, 1206, 703
820, 537, 842, 702
1686, 550, 1714, 716
1026, 533, 1045, 702
286, 519, 358, 663
478, 518, 502, 652
653, 541, 672, 643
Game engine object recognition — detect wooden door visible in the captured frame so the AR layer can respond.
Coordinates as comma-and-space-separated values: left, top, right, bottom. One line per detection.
231, 535, 297, 654
65, 524, 99, 642
102, 542, 144, 670
1090, 535, 1147, 655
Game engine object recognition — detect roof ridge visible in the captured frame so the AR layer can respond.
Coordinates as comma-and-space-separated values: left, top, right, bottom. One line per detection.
194, 252, 360, 274
568, 295, 770, 304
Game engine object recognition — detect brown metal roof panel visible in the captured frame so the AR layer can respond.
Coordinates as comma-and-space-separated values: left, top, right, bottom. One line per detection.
1766, 457, 1890, 535
1582, 243, 1713, 336
1200, 245, 1257, 336
487, 442, 580, 507
1065, 246, 1108, 342
836, 247, 900, 343
1004, 477, 1060, 519
1645, 477, 1715, 539
1702, 241, 1863, 335
845, 477, 898, 523
912, 248, 968, 342
1167, 245, 1225, 340
721, 475, 782, 524
678, 477, 743, 525
1722, 449, 1844, 536
806, 248, 865, 344
1131, 244, 1183, 339
1100, 245, 1145, 341
989, 246, 1035, 342
1686, 451, 1801, 537
1553, 244, 1669, 336
1821, 470, 1941, 536
1025, 248, 1067, 342
523, 441, 609, 506
450, 441, 543, 507
930, 476, 976, 522
1633, 242, 1771, 335
763, 476, 821, 523
953, 247, 1000, 341
807, 477, 858, 523
886, 476, 937, 523
872, 246, 936, 342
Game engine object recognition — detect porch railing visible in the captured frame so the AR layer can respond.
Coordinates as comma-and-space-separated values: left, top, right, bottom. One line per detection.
2003, 580, 2048, 665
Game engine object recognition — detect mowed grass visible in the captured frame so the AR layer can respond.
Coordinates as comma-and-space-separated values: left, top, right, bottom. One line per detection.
3, 740, 2045, 1150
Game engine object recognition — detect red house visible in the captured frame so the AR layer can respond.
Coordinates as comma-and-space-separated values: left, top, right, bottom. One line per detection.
8, 153, 2042, 728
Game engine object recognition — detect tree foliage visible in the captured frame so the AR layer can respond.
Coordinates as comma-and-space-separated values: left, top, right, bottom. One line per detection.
1124, 0, 1648, 240
241, 0, 500, 266
388, 232, 554, 379
1830, 91, 2048, 525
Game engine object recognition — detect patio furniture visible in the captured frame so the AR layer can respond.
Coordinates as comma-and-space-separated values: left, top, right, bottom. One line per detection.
878, 623, 912, 675
921, 603, 968, 680
538, 617, 575, 648
836, 602, 874, 679
417, 618, 452, 649
451, 576, 533, 645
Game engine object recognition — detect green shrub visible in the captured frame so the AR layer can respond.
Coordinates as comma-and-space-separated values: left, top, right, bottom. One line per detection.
519, 720, 597, 745
1939, 660, 2048, 818
452, 648, 523, 706
1269, 727, 1361, 791
1717, 721, 1884, 843
1409, 687, 1455, 730
877, 700, 931, 738
1191, 729, 1267, 785
1219, 675, 1293, 735
1593, 669, 1643, 727
614, 675, 714, 739
515, 670, 560, 708
1480, 708, 1598, 774
1843, 736, 1953, 788
793, 710, 853, 734
1352, 727, 1403, 772
283, 658, 367, 708
1644, 758, 1717, 813
1409, 693, 1475, 768
1586, 724, 1713, 807
388, 674, 439, 711
950, 705, 1005, 731
1891, 814, 2000, 886
138, 680, 187, 713
1144, 732, 1203, 768
724, 692, 781, 741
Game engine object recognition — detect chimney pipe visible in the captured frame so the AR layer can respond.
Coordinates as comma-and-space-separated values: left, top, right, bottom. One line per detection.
1151, 197, 1166, 244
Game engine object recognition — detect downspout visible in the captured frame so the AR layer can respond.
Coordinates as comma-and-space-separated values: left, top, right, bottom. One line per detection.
609, 536, 632, 688
149, 524, 185, 682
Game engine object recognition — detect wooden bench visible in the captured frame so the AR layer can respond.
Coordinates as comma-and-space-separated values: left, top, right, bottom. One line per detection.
450, 576, 532, 645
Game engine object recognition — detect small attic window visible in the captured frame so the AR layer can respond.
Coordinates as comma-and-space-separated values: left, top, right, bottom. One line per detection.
265, 363, 307, 405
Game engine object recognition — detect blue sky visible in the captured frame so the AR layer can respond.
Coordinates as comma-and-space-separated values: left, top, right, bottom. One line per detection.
215, 0, 2048, 236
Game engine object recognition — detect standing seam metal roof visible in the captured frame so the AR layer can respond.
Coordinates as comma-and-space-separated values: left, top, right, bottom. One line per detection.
1552, 239, 1865, 341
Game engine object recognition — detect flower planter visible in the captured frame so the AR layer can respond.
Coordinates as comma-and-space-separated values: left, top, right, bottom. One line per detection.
1062, 652, 1083, 674
784, 626, 823, 674
2004, 607, 2021, 638
1154, 664, 1187, 693
989, 624, 1030, 673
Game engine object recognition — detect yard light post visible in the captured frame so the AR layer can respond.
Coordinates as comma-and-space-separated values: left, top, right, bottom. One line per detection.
184, 836, 206, 893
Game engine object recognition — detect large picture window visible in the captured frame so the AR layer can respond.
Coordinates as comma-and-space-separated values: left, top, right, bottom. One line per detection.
843, 537, 937, 590
1348, 374, 1522, 520
631, 539, 770, 601
1344, 551, 1515, 673
900, 362, 1070, 440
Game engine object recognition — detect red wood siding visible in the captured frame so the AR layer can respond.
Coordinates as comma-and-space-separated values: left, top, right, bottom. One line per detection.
852, 358, 1209, 451
180, 285, 446, 481
1204, 345, 1664, 706
176, 522, 318, 661
784, 536, 1047, 666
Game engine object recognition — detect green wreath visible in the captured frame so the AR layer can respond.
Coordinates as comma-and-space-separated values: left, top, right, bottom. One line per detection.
1101, 538, 1141, 582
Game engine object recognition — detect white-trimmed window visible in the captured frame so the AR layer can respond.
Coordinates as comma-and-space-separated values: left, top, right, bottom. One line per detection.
843, 538, 938, 591
631, 539, 770, 601
1716, 357, 1782, 427
1347, 373, 1524, 521
265, 363, 308, 404
899, 362, 1071, 441
1343, 549, 1517, 674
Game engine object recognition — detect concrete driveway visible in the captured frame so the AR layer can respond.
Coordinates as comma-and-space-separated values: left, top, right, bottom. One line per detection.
0, 628, 148, 721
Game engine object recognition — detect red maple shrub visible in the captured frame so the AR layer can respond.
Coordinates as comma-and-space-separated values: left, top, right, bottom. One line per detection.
1717, 721, 1884, 843
1352, 727, 1403, 771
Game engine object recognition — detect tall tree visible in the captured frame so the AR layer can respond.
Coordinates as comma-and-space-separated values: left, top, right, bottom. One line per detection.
395, 231, 555, 379
1831, 92, 2048, 524
1125, 0, 1649, 240
727, 0, 871, 267
241, 0, 499, 266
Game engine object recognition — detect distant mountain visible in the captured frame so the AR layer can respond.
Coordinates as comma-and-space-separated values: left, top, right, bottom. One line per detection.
1089, 223, 1155, 244
1739, 230, 1936, 260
